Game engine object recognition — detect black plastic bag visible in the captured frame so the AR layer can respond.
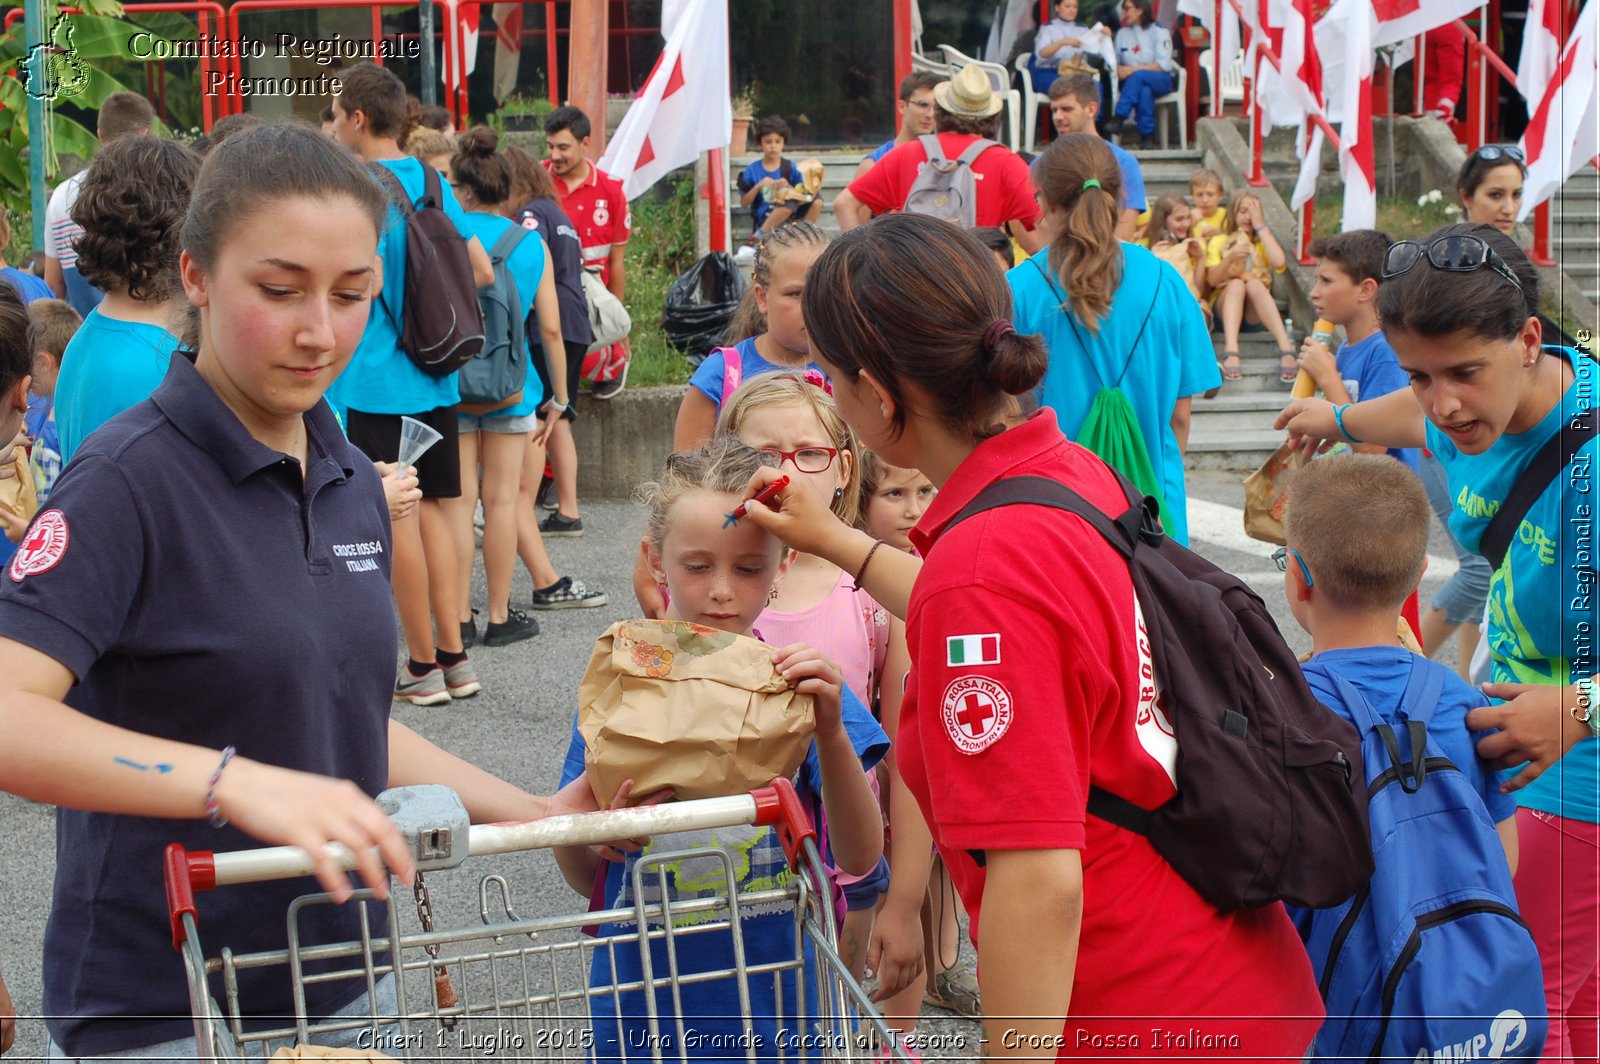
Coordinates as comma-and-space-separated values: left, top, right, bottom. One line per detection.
661, 252, 748, 362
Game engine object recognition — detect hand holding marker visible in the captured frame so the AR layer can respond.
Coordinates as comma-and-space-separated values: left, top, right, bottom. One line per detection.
723, 476, 790, 529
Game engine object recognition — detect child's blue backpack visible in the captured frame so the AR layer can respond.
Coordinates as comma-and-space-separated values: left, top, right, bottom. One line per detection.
1300, 660, 1547, 1063
458, 225, 531, 410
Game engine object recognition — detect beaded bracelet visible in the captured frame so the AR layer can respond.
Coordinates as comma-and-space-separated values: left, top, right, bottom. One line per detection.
1332, 403, 1364, 445
206, 745, 236, 829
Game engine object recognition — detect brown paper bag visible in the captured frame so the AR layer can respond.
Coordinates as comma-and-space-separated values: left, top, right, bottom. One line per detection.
0, 447, 36, 530
1242, 441, 1306, 546
578, 619, 816, 804
271, 1045, 398, 1061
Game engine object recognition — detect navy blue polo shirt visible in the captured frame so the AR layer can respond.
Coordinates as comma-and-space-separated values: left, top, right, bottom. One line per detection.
0, 354, 398, 1056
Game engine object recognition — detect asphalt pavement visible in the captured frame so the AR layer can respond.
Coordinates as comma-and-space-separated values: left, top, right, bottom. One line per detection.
0, 469, 1463, 1060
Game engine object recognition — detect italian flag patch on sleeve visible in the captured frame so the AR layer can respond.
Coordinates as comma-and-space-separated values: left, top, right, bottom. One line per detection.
946, 633, 1000, 667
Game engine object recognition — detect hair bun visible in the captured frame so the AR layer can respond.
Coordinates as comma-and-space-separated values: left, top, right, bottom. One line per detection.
459, 124, 499, 158
987, 328, 1048, 396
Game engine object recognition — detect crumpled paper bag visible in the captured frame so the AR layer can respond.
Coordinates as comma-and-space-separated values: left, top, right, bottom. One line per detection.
774, 158, 825, 204
271, 1045, 397, 1061
579, 619, 816, 804
1242, 441, 1306, 546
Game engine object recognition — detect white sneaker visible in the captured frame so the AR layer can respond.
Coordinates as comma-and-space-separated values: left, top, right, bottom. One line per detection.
735, 244, 756, 262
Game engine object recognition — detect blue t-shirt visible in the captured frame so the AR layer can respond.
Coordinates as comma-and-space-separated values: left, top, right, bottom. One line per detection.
459, 211, 549, 419
25, 394, 61, 505
328, 157, 474, 417
736, 158, 800, 228
1008, 244, 1220, 546
1426, 347, 1598, 822
559, 683, 888, 1062
1, 266, 53, 303
1302, 647, 1517, 826
53, 309, 180, 465
1335, 331, 1418, 470
687, 336, 826, 414
866, 138, 896, 164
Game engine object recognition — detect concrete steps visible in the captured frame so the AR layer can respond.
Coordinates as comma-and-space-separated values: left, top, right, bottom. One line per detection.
1552, 168, 1600, 304
1186, 334, 1296, 472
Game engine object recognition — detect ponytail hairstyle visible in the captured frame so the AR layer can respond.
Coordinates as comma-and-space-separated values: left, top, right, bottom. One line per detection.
450, 125, 511, 209
802, 213, 1047, 443
716, 371, 862, 527
1378, 222, 1539, 343
336, 64, 418, 149
1031, 132, 1123, 333
723, 221, 830, 345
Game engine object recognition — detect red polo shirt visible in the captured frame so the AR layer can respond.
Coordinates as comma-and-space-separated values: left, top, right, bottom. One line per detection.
901, 408, 1322, 1060
846, 133, 1042, 231
546, 159, 631, 288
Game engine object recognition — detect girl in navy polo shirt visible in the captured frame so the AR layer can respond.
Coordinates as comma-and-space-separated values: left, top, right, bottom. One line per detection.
0, 124, 602, 1061
739, 214, 1324, 1059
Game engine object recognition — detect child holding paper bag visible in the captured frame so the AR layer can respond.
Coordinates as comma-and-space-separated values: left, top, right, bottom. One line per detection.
555, 435, 887, 1062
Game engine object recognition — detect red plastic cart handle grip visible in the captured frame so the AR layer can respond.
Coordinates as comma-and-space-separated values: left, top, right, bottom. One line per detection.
749, 777, 818, 873
165, 843, 217, 950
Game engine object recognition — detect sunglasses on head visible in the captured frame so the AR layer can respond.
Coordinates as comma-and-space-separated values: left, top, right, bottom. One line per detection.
1472, 144, 1525, 164
1381, 234, 1523, 293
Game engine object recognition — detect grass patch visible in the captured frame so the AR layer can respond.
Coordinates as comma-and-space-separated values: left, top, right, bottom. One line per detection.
1308, 191, 1461, 242
620, 173, 699, 389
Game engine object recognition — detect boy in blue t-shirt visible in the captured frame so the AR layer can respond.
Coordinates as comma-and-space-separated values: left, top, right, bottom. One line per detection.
1297, 230, 1419, 470
1281, 455, 1518, 864
736, 117, 821, 241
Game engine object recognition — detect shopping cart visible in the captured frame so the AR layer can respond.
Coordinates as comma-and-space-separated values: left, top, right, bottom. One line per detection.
164, 779, 916, 1063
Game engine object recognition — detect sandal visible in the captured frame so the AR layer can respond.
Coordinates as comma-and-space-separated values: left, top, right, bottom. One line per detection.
1219, 352, 1244, 381
1278, 352, 1299, 384
923, 962, 983, 1020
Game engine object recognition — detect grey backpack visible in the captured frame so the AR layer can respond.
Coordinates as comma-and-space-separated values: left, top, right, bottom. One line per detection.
903, 134, 1000, 226
459, 225, 532, 408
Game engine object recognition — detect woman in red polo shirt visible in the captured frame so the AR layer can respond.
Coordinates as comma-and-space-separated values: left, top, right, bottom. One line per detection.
738, 213, 1322, 1060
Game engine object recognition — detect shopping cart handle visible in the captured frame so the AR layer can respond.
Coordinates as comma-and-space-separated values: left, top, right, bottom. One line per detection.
751, 778, 819, 873
165, 843, 216, 950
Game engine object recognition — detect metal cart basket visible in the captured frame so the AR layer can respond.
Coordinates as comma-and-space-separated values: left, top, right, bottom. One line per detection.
164, 780, 913, 1064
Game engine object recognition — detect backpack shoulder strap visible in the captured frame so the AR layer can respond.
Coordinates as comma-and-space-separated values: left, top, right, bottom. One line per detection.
418, 164, 445, 211
366, 162, 413, 217
918, 134, 950, 167
489, 224, 529, 263
945, 474, 1145, 560
1480, 405, 1594, 570
718, 345, 744, 398
1396, 655, 1446, 733
954, 137, 1000, 166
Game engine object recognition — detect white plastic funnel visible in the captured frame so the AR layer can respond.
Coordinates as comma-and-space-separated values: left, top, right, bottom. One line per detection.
396, 415, 443, 470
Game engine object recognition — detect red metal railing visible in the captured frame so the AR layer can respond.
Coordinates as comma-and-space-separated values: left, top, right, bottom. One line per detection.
4, 3, 228, 130
1218, 0, 1343, 263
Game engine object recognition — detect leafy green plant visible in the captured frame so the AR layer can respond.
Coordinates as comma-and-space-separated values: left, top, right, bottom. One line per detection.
620, 172, 698, 389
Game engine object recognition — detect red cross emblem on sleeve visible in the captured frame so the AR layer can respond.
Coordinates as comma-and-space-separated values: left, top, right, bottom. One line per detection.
9, 508, 69, 582
941, 675, 1013, 754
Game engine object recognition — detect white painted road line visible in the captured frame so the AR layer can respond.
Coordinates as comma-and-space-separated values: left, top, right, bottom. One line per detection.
1185, 497, 1461, 579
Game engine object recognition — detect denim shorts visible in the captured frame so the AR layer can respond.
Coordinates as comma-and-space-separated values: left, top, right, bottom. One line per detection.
458, 411, 540, 434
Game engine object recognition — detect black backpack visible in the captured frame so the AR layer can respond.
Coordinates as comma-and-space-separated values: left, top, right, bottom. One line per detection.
369, 163, 485, 378
946, 472, 1372, 911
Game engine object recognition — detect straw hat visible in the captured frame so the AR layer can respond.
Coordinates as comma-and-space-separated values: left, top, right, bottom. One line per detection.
933, 64, 1003, 120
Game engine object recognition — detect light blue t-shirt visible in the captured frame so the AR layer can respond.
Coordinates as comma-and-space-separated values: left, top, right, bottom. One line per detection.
1336, 330, 1418, 470
1302, 647, 1517, 826
1426, 347, 1597, 822
687, 336, 826, 413
458, 211, 549, 419
1, 267, 53, 304
1030, 145, 1146, 213
1008, 244, 1220, 546
54, 309, 180, 465
329, 158, 474, 417
866, 138, 896, 164
559, 683, 888, 1061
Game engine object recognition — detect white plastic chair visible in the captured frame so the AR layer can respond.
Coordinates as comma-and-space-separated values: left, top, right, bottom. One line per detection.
1013, 53, 1046, 152
1154, 65, 1187, 149
1198, 48, 1244, 109
913, 51, 952, 78
937, 44, 1025, 153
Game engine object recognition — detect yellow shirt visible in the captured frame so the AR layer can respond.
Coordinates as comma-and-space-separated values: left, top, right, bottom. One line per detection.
1193, 206, 1228, 240
1205, 231, 1282, 288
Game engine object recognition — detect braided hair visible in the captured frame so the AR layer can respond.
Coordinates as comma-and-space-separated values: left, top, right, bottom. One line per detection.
724, 222, 830, 344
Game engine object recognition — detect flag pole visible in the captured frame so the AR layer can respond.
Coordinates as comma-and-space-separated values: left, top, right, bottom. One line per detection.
708, 147, 728, 252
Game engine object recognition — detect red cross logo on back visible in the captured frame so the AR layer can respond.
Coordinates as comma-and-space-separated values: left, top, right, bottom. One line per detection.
941, 675, 1013, 755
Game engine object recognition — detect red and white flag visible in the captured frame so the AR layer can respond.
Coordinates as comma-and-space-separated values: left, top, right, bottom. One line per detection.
492, 2, 521, 106
1519, 0, 1569, 103
1519, 0, 1598, 217
1368, 0, 1480, 47
441, 0, 479, 96
599, 0, 731, 201
1316, 0, 1376, 229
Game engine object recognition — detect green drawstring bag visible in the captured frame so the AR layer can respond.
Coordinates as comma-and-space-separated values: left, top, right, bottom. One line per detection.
1032, 257, 1173, 533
